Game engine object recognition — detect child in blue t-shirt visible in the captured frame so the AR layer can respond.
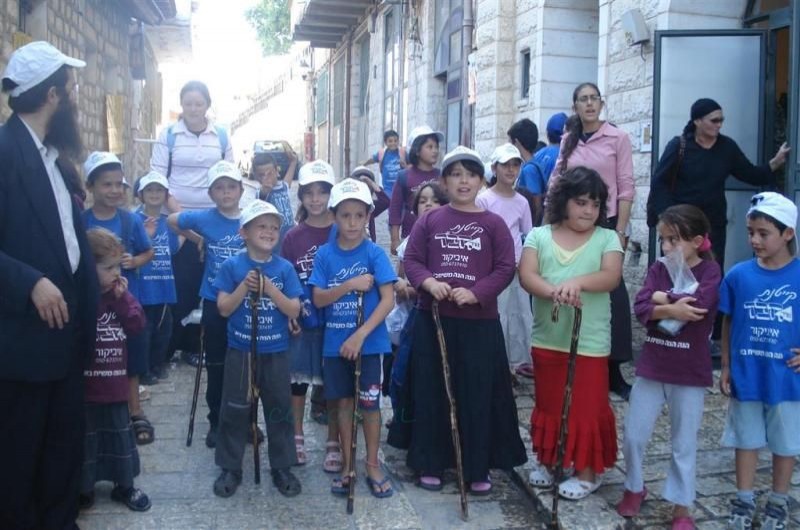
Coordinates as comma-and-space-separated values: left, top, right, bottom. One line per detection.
719, 192, 800, 530
134, 171, 183, 383
212, 200, 303, 499
167, 160, 244, 448
309, 179, 397, 499
363, 129, 407, 198
82, 151, 155, 445
252, 149, 298, 254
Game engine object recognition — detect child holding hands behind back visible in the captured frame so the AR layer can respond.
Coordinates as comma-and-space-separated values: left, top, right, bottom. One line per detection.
618, 204, 720, 529
719, 192, 800, 530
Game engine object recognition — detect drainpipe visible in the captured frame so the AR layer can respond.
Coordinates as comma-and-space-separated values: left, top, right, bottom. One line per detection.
397, 2, 406, 139
344, 31, 353, 174
460, 0, 473, 147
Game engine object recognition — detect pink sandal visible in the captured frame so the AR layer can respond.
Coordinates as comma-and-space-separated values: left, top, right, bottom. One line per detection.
323, 441, 343, 473
294, 435, 306, 465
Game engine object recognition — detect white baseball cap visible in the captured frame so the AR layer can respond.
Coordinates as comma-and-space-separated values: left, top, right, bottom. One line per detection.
407, 125, 445, 150
240, 199, 282, 228
491, 143, 523, 165
136, 171, 169, 195
328, 178, 374, 211
298, 160, 336, 187
2, 41, 85, 97
84, 151, 122, 181
748, 192, 798, 230
442, 145, 484, 176
350, 165, 375, 181
207, 160, 242, 188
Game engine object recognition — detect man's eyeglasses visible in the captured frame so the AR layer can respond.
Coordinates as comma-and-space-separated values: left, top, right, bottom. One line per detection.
576, 95, 601, 104
708, 117, 724, 124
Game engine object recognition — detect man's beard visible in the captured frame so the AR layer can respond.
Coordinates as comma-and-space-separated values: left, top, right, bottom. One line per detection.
44, 95, 84, 161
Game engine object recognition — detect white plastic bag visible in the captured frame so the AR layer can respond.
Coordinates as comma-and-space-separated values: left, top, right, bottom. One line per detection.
656, 248, 699, 336
386, 299, 412, 346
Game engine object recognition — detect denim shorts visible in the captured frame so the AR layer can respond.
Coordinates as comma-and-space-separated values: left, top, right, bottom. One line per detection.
323, 355, 382, 411
721, 398, 800, 456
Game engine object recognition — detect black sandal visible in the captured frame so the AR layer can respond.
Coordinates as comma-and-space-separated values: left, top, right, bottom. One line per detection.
110, 485, 151, 512
213, 469, 242, 498
130, 414, 155, 445
271, 468, 301, 497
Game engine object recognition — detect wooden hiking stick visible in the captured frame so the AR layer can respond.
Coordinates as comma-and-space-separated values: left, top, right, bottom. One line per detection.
549, 304, 583, 530
250, 269, 263, 485
432, 300, 468, 521
346, 292, 365, 514
186, 327, 205, 447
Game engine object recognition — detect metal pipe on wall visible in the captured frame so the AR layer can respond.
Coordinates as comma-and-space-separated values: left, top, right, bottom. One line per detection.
345, 31, 353, 174
460, 0, 474, 147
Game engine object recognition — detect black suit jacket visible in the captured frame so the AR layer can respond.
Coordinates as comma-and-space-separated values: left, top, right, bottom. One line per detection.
0, 114, 98, 381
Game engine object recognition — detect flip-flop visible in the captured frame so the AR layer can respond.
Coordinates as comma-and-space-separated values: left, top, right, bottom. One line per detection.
330, 476, 351, 496
416, 475, 443, 492
366, 476, 394, 498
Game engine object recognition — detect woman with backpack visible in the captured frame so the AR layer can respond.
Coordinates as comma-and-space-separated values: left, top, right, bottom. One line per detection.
150, 80, 234, 367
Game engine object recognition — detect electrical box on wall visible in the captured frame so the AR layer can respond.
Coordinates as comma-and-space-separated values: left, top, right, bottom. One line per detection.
621, 9, 650, 46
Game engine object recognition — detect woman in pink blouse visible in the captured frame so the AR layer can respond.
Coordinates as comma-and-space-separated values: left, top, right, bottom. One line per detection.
550, 82, 635, 399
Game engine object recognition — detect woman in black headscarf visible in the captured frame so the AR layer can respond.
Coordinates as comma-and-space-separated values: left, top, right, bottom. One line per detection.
647, 98, 789, 271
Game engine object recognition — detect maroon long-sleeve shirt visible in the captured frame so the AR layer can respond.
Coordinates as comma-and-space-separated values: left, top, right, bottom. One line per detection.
403, 205, 515, 319
388, 166, 440, 237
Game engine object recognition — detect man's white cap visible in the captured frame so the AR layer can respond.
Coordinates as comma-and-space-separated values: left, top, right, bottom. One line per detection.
748, 192, 798, 230
84, 151, 122, 180
2, 41, 85, 97
207, 160, 242, 188
298, 160, 336, 187
442, 145, 484, 176
350, 165, 375, 181
329, 178, 374, 211
491, 143, 523, 165
407, 125, 445, 150
136, 171, 169, 194
240, 199, 282, 228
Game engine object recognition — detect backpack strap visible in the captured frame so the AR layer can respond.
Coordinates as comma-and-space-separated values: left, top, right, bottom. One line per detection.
119, 209, 134, 254
396, 169, 409, 204
377, 148, 385, 164
668, 135, 686, 192
165, 124, 176, 179
214, 125, 228, 159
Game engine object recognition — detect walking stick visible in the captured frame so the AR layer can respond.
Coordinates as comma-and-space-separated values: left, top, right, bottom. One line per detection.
432, 300, 468, 521
549, 304, 583, 530
250, 269, 263, 485
346, 292, 365, 514
187, 317, 205, 446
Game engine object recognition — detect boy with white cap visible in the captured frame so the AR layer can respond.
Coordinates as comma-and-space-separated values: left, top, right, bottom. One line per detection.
477, 143, 534, 371
309, 179, 397, 498
211, 199, 303, 498
134, 171, 183, 382
82, 152, 156, 444
719, 192, 799, 530
350, 165, 390, 242
168, 160, 245, 448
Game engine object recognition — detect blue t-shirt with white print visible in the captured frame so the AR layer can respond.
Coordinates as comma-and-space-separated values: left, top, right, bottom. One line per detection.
135, 209, 180, 306
177, 208, 243, 301
372, 148, 402, 197
267, 182, 296, 255
214, 252, 303, 354
308, 238, 396, 357
719, 258, 800, 404
82, 208, 152, 301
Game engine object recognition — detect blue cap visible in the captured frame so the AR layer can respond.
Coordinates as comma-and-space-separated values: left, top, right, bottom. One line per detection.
546, 112, 568, 142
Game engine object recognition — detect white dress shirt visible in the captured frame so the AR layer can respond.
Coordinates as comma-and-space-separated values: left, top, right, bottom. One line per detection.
20, 117, 80, 273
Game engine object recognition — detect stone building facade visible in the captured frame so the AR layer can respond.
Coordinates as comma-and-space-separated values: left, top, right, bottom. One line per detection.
293, 0, 800, 299
0, 0, 190, 179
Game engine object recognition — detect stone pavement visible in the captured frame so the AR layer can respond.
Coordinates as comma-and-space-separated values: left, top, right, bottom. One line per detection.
76, 359, 542, 530
512, 365, 800, 529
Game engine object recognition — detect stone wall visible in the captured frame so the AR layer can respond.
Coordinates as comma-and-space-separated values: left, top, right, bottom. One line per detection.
0, 0, 161, 180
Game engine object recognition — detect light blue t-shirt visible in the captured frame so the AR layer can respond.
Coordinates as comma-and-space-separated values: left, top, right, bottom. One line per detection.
372, 148, 402, 197
267, 182, 296, 255
214, 252, 303, 354
177, 208, 243, 301
516, 159, 546, 195
719, 258, 800, 404
533, 144, 559, 187
135, 209, 179, 306
308, 238, 397, 357
82, 208, 151, 301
